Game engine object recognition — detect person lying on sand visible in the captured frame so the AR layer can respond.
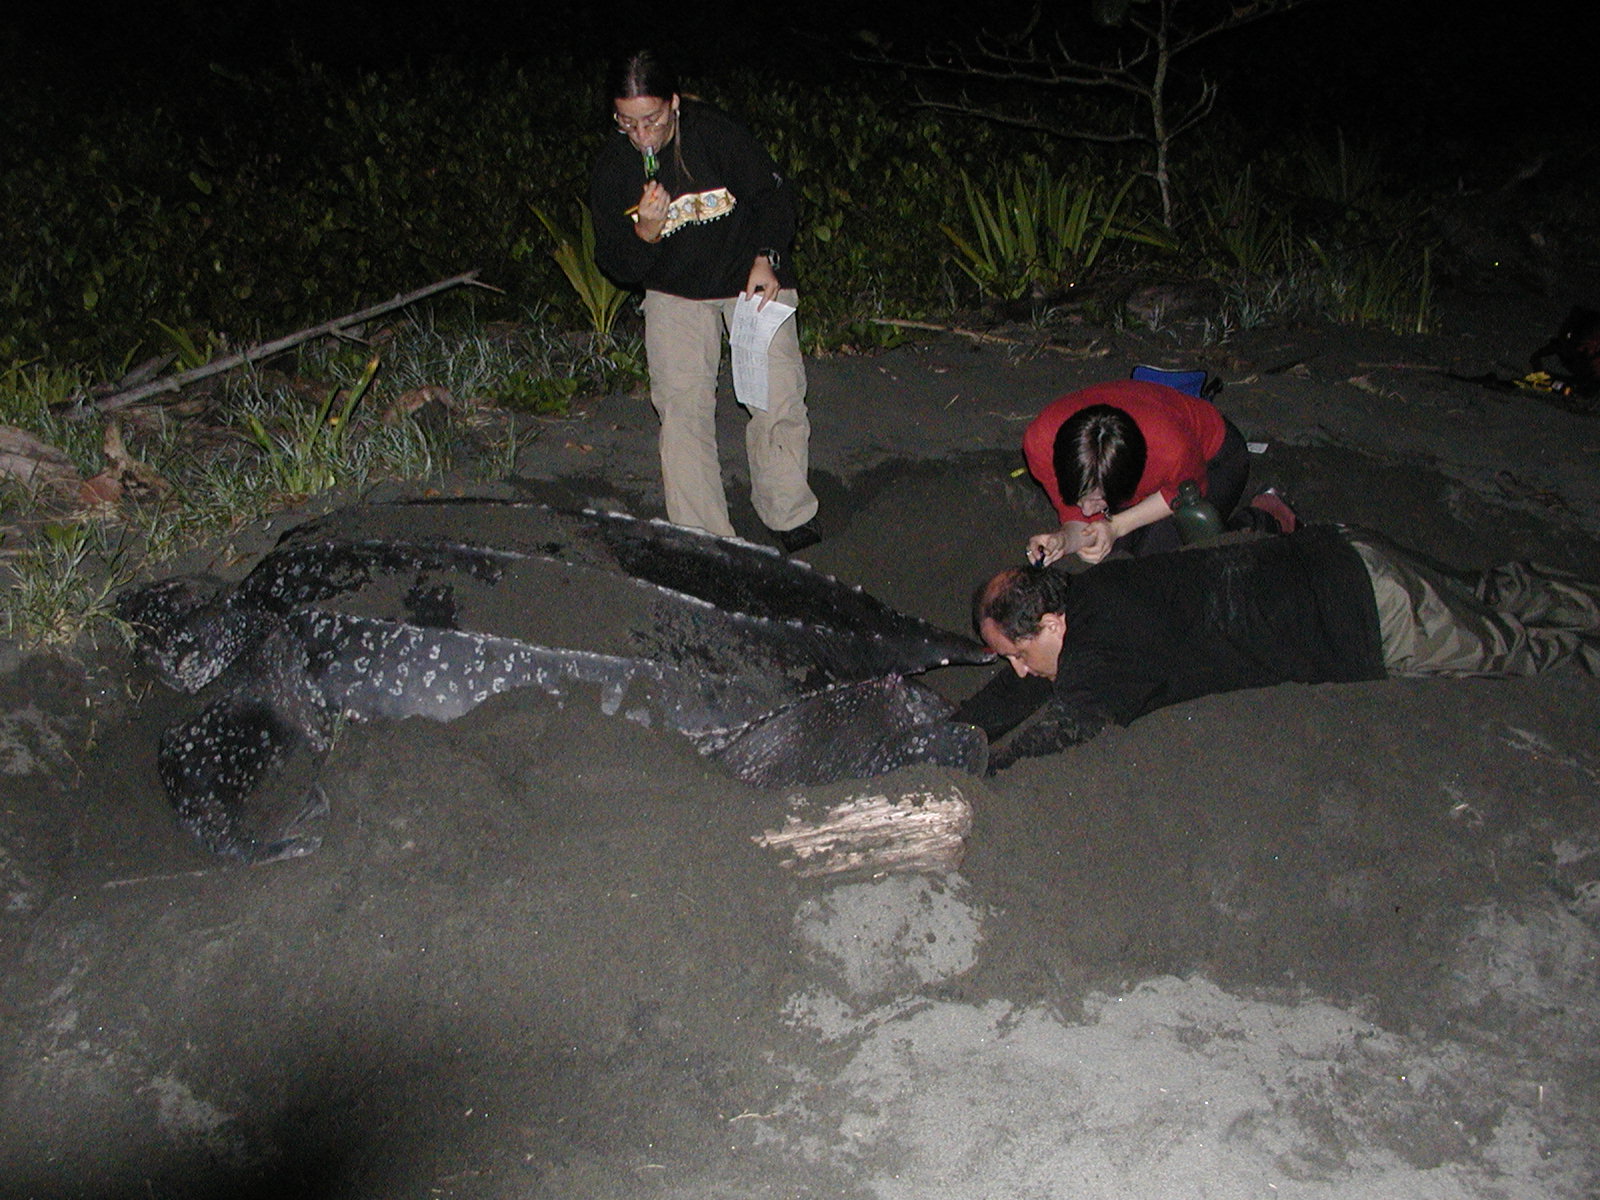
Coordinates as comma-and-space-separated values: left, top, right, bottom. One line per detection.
1023, 378, 1296, 566
956, 525, 1600, 769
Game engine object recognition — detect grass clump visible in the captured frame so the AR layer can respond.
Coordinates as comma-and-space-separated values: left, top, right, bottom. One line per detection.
243, 353, 383, 498
941, 165, 1152, 301
1311, 240, 1437, 335
1, 520, 134, 649
526, 205, 630, 342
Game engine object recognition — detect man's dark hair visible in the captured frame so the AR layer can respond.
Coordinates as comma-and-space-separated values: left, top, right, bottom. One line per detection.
1052, 404, 1146, 512
605, 49, 678, 102
973, 566, 1074, 642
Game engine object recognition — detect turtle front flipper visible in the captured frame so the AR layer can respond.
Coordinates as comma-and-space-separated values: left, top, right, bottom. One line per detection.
712, 676, 988, 788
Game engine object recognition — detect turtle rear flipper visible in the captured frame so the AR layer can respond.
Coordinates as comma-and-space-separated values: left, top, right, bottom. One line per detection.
252, 785, 328, 862
158, 693, 328, 862
855, 720, 988, 779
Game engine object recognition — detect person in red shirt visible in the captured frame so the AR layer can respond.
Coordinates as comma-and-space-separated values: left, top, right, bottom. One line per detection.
1023, 379, 1295, 566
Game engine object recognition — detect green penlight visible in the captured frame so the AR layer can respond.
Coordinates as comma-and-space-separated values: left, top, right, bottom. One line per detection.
643, 147, 658, 180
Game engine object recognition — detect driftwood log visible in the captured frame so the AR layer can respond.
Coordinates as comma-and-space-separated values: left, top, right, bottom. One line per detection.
0, 426, 81, 498
753, 781, 973, 880
0, 421, 171, 512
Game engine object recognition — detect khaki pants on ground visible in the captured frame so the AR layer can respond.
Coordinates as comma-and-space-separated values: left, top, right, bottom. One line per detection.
642, 288, 818, 539
1349, 531, 1600, 677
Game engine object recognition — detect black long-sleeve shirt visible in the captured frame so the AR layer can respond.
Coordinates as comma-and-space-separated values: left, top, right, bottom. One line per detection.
588, 99, 798, 301
956, 527, 1387, 767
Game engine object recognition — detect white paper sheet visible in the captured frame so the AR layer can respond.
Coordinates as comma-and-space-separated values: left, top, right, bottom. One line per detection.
730, 291, 796, 412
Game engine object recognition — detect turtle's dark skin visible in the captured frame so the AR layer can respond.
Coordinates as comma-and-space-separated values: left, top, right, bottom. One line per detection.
117, 500, 992, 862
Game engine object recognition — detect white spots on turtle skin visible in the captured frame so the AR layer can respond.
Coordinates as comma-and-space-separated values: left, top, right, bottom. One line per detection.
295, 615, 594, 724
159, 696, 311, 859
134, 504, 993, 860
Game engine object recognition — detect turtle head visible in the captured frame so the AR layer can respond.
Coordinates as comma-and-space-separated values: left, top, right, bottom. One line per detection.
116, 576, 253, 693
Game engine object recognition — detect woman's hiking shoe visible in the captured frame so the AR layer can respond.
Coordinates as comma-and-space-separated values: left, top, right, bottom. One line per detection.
776, 522, 822, 554
1247, 487, 1299, 535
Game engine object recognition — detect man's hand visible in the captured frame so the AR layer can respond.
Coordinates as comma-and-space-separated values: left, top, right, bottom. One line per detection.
744, 255, 781, 308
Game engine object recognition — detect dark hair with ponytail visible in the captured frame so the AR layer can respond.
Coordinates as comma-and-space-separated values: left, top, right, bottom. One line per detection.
1051, 404, 1146, 512
604, 49, 691, 184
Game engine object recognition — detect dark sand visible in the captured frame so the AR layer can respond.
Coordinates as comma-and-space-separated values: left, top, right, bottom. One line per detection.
3, 285, 1599, 1198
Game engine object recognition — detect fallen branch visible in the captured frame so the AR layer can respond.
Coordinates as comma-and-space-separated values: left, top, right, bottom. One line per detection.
82, 270, 494, 418
870, 317, 1106, 358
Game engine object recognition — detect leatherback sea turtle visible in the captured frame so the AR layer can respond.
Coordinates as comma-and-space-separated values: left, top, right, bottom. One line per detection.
117, 500, 992, 861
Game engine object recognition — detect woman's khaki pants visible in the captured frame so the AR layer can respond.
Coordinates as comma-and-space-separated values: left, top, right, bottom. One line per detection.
642, 288, 817, 539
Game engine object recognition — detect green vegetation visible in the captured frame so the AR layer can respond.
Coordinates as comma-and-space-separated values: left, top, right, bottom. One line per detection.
528, 205, 630, 341
1, 519, 134, 649
242, 353, 384, 498
0, 61, 1466, 651
0, 322, 569, 648
941, 166, 1151, 301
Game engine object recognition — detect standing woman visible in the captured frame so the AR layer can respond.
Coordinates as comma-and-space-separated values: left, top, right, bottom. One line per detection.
1023, 378, 1296, 566
589, 50, 820, 553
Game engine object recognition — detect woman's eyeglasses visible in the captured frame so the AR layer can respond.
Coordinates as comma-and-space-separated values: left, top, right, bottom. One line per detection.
614, 106, 673, 134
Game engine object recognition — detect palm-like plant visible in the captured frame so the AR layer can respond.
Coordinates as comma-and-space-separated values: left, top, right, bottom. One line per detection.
941, 166, 1145, 300
531, 204, 629, 341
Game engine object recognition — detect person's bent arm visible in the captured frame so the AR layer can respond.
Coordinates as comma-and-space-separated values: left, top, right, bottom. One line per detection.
590, 163, 661, 283
1078, 491, 1174, 563
633, 180, 670, 243
986, 695, 1108, 772
951, 671, 1055, 742
1026, 521, 1092, 566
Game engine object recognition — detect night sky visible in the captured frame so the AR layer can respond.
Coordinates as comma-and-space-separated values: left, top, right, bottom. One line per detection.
0, 0, 1590, 268
2, 0, 1587, 145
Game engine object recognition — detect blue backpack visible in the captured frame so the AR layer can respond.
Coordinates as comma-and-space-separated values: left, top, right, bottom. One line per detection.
1130, 364, 1221, 400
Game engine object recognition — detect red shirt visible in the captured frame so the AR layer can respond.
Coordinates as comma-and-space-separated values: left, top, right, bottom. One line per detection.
1023, 380, 1226, 523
